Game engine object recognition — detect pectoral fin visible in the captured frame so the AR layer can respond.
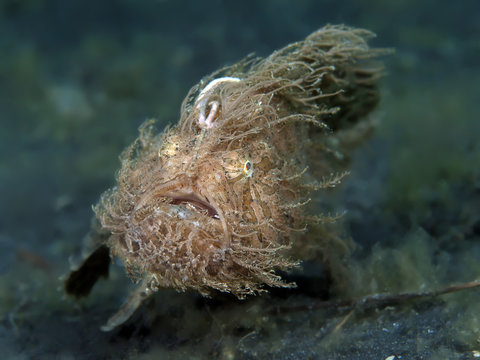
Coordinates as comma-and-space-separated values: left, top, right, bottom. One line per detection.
101, 279, 152, 332
64, 244, 110, 298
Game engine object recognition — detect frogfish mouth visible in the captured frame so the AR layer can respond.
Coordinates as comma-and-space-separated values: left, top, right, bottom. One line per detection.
65, 25, 389, 331
166, 192, 220, 219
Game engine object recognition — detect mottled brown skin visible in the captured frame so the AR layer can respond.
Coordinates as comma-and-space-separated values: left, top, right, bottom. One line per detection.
66, 25, 388, 330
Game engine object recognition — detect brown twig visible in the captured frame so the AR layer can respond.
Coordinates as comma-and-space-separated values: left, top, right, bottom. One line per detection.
270, 279, 480, 315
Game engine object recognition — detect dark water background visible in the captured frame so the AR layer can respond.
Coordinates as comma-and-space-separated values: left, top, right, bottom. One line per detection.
1, 0, 479, 359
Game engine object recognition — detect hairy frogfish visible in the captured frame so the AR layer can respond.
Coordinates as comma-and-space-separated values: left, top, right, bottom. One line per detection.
65, 25, 388, 331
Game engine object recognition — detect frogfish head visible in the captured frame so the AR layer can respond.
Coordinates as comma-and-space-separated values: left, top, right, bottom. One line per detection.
95, 108, 302, 298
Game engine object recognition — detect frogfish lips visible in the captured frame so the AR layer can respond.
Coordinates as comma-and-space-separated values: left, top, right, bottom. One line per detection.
165, 192, 220, 219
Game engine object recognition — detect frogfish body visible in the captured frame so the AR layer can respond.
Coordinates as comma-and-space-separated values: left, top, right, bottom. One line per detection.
65, 25, 388, 331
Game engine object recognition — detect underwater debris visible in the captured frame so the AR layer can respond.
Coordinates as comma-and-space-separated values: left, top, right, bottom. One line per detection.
65, 25, 389, 331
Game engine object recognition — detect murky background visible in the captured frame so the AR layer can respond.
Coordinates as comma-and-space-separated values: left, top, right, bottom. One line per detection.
1, 0, 479, 359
